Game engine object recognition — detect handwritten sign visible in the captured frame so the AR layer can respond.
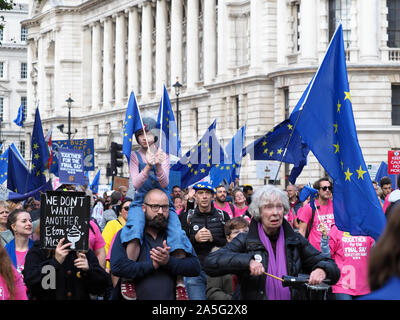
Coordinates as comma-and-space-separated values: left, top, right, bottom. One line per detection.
51, 139, 95, 172
58, 148, 85, 185
40, 191, 90, 250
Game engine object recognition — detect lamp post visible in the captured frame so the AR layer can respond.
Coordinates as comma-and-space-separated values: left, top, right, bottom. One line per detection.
58, 94, 77, 141
172, 78, 182, 133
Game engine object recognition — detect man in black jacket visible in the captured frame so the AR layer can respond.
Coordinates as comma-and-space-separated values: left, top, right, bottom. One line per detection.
179, 182, 230, 300
203, 184, 340, 300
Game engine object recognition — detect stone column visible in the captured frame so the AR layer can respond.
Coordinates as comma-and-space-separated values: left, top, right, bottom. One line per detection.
82, 26, 92, 110
299, 0, 318, 64
115, 12, 127, 106
276, 0, 288, 67
91, 22, 102, 110
103, 17, 114, 108
156, 0, 167, 95
170, 0, 183, 85
217, 0, 229, 79
359, 0, 379, 62
250, 0, 263, 73
141, 2, 153, 98
203, 0, 216, 84
128, 7, 140, 95
186, 0, 199, 90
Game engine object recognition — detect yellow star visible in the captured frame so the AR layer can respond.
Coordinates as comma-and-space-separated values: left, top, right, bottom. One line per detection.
31, 164, 35, 170
337, 100, 341, 113
200, 168, 205, 173
194, 170, 198, 175
262, 141, 267, 146
344, 91, 351, 102
341, 161, 344, 169
344, 168, 353, 181
226, 166, 230, 170
232, 164, 236, 168
34, 153, 40, 160
287, 124, 293, 130
220, 166, 224, 170
204, 142, 209, 147
206, 163, 211, 167
263, 148, 268, 154
269, 150, 274, 157
187, 163, 192, 168
333, 123, 338, 134
333, 142, 340, 154
356, 165, 367, 180
124, 133, 128, 136
128, 115, 132, 119
33, 143, 39, 150
215, 164, 219, 167
277, 148, 283, 155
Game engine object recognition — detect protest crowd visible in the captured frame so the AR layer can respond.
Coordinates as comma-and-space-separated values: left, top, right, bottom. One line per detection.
1, 25, 400, 302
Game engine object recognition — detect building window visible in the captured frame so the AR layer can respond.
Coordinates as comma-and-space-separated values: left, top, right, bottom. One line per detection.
388, 0, 400, 48
392, 85, 400, 125
0, 62, 4, 78
233, 13, 250, 66
0, 97, 3, 121
329, 0, 351, 48
21, 26, 27, 42
290, 1, 300, 53
19, 141, 25, 158
21, 96, 27, 120
0, 28, 3, 42
20, 62, 27, 79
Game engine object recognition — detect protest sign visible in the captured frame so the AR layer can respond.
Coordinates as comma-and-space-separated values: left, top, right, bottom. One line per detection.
388, 150, 400, 175
51, 139, 95, 171
40, 191, 90, 250
58, 148, 85, 185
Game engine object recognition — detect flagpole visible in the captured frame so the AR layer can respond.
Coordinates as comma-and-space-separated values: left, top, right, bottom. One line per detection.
159, 85, 164, 152
273, 23, 343, 184
134, 94, 151, 152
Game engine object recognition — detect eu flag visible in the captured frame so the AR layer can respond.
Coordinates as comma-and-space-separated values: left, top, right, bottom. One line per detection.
30, 107, 49, 190
375, 161, 396, 191
289, 24, 385, 240
171, 120, 225, 188
243, 119, 309, 166
210, 125, 246, 187
0, 147, 9, 184
13, 103, 24, 127
90, 169, 101, 194
123, 91, 143, 163
7, 146, 30, 193
156, 85, 182, 159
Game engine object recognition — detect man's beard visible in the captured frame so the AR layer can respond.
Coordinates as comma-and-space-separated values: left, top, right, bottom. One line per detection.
146, 214, 168, 231
216, 195, 226, 203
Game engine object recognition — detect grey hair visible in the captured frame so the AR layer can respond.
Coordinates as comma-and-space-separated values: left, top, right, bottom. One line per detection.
248, 185, 290, 221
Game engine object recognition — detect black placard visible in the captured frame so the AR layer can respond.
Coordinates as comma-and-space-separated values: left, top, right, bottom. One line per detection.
40, 191, 90, 250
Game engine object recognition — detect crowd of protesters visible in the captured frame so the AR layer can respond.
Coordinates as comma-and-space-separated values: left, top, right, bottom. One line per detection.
1, 120, 399, 301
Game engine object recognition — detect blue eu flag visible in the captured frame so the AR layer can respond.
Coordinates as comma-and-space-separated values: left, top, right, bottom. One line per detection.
244, 119, 309, 166
7, 146, 30, 193
171, 120, 225, 189
156, 85, 182, 159
289, 24, 385, 240
30, 107, 49, 190
90, 169, 101, 194
123, 91, 143, 163
0, 147, 9, 184
210, 125, 246, 187
13, 103, 24, 127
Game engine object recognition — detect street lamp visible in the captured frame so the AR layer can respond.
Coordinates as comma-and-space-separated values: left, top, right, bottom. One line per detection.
172, 78, 182, 133
58, 94, 77, 141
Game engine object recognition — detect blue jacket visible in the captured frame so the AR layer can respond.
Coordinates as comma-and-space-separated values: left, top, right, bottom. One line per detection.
5, 238, 34, 269
358, 277, 400, 300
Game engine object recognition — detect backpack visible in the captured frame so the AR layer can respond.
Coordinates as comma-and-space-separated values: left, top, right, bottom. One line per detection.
186, 208, 227, 226
305, 206, 320, 239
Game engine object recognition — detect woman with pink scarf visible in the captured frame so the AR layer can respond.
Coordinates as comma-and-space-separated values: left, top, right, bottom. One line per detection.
203, 185, 340, 300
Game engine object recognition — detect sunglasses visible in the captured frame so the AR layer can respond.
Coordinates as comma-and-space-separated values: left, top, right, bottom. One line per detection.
122, 206, 130, 211
320, 186, 333, 191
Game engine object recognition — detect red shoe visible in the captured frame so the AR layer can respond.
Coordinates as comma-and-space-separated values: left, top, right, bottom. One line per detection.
176, 283, 189, 300
121, 280, 136, 300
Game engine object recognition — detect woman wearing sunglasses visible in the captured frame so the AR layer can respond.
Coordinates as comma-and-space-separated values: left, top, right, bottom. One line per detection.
102, 198, 132, 271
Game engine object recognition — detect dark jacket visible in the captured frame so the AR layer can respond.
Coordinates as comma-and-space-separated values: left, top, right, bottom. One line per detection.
180, 206, 230, 266
203, 219, 340, 300
23, 241, 110, 300
110, 229, 201, 299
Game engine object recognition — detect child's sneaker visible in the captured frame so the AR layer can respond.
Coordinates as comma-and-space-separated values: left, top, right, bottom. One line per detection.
121, 279, 136, 300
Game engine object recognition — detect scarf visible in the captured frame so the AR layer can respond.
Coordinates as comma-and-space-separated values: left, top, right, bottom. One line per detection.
257, 222, 291, 300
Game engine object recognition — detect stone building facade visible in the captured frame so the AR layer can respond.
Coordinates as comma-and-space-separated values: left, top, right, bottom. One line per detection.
21, 0, 400, 187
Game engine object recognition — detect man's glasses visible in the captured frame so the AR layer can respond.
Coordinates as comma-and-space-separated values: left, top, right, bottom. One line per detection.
320, 186, 333, 191
144, 203, 169, 212
122, 206, 130, 211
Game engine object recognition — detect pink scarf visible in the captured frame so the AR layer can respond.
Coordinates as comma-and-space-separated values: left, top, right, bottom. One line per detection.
257, 222, 291, 300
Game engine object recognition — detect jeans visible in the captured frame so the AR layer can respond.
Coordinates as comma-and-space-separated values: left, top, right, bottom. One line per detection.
184, 270, 208, 300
